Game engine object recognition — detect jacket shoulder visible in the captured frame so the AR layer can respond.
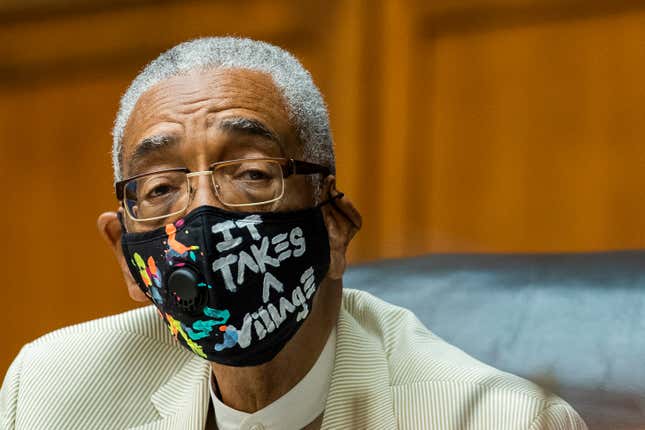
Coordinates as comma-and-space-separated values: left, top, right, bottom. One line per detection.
341, 289, 587, 429
342, 288, 494, 383
1, 306, 193, 429
28, 305, 175, 348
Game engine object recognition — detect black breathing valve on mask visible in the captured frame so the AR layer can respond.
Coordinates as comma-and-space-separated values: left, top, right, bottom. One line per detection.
166, 265, 203, 315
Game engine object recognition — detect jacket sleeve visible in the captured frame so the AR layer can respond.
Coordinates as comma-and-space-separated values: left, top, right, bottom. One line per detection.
528, 401, 588, 430
0, 345, 30, 430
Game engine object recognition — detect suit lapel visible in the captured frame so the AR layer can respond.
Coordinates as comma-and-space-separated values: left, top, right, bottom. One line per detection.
320, 304, 398, 429
130, 355, 211, 430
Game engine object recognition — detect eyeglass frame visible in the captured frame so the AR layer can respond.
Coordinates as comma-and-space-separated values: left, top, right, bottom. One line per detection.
115, 157, 331, 222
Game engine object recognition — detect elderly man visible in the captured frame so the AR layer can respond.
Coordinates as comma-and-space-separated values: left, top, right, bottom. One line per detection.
1, 37, 586, 430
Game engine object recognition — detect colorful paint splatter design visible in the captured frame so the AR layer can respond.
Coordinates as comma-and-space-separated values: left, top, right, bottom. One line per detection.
129, 217, 236, 355
165, 219, 199, 262
165, 313, 207, 358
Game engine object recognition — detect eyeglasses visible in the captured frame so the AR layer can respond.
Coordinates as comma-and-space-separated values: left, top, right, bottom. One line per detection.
115, 157, 330, 223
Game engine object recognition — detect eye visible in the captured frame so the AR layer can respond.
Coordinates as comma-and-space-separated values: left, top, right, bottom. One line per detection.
238, 169, 271, 181
148, 184, 173, 197
141, 181, 179, 200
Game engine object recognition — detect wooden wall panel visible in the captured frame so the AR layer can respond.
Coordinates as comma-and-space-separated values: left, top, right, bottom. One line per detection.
0, 75, 133, 347
402, 3, 645, 254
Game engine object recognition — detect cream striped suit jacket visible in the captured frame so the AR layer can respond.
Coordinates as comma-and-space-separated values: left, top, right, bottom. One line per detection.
1, 289, 586, 430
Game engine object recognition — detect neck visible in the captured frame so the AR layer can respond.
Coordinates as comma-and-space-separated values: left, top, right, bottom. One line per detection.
210, 277, 342, 413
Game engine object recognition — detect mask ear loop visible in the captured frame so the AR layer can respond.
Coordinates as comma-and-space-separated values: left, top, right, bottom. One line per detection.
317, 191, 360, 230
317, 191, 345, 207
117, 210, 131, 234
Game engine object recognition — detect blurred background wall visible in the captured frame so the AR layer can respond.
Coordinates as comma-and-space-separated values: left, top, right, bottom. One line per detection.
1, 0, 644, 378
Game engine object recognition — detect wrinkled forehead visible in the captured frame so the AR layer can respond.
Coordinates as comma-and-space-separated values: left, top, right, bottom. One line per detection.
121, 68, 297, 169
123, 68, 293, 138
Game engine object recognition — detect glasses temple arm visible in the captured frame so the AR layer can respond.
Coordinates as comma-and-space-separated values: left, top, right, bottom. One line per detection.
115, 182, 124, 201
283, 159, 331, 177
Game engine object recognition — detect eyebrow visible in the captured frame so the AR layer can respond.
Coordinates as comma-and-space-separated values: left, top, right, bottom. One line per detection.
125, 118, 280, 176
127, 134, 179, 175
218, 117, 279, 143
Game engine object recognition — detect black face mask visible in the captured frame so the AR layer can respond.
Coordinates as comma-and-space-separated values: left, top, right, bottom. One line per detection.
120, 199, 336, 366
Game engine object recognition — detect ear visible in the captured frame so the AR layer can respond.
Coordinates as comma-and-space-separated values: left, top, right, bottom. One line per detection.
320, 175, 362, 280
97, 210, 148, 302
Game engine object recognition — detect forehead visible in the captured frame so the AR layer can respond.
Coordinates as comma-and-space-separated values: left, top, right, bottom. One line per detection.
128, 67, 290, 122
121, 68, 295, 169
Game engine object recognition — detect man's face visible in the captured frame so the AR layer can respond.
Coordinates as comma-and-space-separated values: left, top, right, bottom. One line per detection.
120, 67, 313, 231
101, 66, 361, 303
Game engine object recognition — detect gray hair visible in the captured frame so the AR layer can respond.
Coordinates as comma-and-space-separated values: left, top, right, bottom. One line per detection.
112, 36, 335, 185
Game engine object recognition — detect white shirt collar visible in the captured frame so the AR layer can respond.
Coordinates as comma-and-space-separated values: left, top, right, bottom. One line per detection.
209, 327, 336, 430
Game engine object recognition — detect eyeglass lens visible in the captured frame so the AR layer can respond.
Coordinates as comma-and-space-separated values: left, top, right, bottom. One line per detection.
123, 159, 285, 222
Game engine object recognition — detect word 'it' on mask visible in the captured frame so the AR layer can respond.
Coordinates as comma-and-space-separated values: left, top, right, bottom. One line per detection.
120, 203, 332, 366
